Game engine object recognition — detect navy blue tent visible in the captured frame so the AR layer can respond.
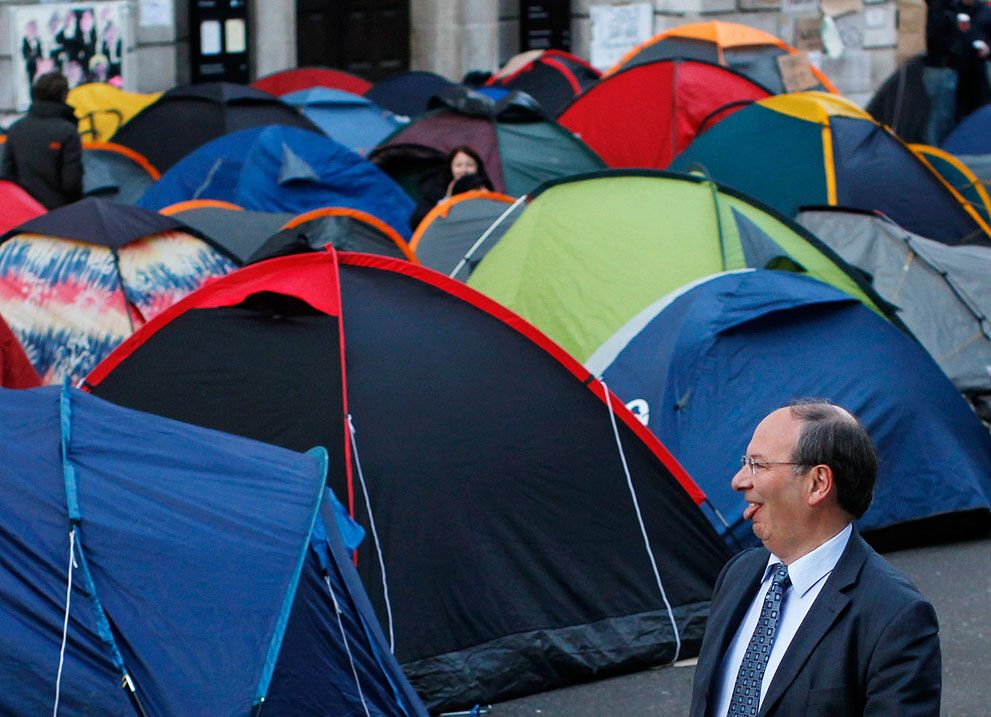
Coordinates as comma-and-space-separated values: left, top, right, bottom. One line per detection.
138, 125, 414, 238
365, 71, 456, 119
0, 385, 426, 716
943, 105, 991, 156
591, 270, 991, 549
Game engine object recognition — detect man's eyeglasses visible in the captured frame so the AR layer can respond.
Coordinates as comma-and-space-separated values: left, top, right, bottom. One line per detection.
740, 455, 803, 476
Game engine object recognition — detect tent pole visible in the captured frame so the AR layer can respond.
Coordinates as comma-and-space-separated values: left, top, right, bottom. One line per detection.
449, 195, 526, 279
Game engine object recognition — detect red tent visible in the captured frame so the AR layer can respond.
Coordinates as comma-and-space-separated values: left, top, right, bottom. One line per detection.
558, 58, 771, 170
0, 314, 40, 388
0, 180, 45, 235
251, 66, 372, 96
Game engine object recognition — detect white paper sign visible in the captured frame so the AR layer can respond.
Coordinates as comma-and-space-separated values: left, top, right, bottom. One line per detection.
139, 0, 173, 28
589, 3, 654, 72
782, 0, 820, 15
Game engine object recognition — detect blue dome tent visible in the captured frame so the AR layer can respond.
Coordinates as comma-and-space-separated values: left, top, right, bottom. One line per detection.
590, 270, 991, 549
282, 87, 404, 155
0, 385, 426, 715
139, 125, 414, 238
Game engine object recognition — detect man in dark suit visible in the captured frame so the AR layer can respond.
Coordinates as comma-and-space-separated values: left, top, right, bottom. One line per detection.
690, 401, 941, 717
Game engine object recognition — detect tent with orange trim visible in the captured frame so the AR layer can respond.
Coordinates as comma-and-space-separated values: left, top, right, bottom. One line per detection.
411, 190, 520, 278
558, 58, 771, 169
605, 20, 837, 95
84, 248, 729, 712
910, 144, 991, 225
248, 207, 417, 263
67, 82, 162, 142
671, 92, 991, 244
0, 179, 45, 235
83, 141, 159, 204
251, 66, 372, 97
159, 200, 293, 263
488, 49, 600, 116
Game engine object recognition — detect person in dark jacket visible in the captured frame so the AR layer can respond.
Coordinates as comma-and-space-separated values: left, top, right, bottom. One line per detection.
409, 145, 494, 231
1, 72, 83, 210
952, 0, 991, 120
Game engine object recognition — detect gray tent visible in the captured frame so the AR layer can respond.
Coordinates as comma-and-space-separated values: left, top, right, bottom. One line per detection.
798, 208, 991, 397
165, 205, 293, 264
412, 192, 523, 280
83, 144, 157, 205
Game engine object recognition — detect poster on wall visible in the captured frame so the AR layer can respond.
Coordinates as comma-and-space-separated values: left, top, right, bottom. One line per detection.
589, 2, 653, 71
10, 1, 128, 111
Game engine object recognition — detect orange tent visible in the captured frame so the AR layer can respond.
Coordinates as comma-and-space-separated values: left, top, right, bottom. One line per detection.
605, 21, 837, 94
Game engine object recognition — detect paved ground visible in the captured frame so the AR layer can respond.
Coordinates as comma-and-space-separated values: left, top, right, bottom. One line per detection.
480, 534, 991, 717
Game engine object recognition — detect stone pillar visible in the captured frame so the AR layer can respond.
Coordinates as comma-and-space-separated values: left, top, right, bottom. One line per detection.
251, 0, 295, 79
411, 0, 498, 80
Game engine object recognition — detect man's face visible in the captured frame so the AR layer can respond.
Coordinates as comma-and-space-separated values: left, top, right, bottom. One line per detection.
731, 408, 812, 560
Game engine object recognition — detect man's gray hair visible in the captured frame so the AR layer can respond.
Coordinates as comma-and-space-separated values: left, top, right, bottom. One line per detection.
788, 399, 877, 519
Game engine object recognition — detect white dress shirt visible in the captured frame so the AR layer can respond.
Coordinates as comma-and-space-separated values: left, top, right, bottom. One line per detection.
712, 524, 853, 717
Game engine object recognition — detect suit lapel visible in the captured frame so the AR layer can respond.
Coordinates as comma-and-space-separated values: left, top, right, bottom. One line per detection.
757, 532, 868, 716
696, 552, 768, 715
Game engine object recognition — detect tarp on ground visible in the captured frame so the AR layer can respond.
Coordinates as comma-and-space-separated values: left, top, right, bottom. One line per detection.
370, 87, 605, 199
0, 198, 236, 383
109, 82, 323, 172
85, 249, 731, 713
671, 92, 991, 244
139, 125, 414, 238
467, 170, 892, 363
252, 66, 373, 97
0, 179, 45, 234
82, 142, 159, 205
282, 87, 403, 155
605, 20, 837, 94
797, 207, 991, 396
558, 58, 771, 169
593, 270, 991, 548
0, 313, 40, 387
411, 190, 519, 279
365, 71, 457, 119
160, 201, 293, 264
489, 49, 600, 116
68, 82, 161, 142
0, 384, 426, 716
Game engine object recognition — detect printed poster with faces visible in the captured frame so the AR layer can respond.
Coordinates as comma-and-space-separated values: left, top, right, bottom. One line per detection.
10, 1, 129, 111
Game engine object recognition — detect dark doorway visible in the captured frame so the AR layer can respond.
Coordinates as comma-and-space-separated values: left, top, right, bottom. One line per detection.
296, 0, 410, 81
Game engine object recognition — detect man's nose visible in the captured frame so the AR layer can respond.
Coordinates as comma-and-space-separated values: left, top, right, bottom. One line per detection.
731, 465, 751, 492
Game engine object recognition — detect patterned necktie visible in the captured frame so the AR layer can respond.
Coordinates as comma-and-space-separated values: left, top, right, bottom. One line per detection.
726, 563, 791, 716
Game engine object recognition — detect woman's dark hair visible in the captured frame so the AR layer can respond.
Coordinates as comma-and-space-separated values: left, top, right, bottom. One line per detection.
444, 145, 493, 190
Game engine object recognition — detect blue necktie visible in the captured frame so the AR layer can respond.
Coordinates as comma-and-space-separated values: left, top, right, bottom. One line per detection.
727, 563, 791, 716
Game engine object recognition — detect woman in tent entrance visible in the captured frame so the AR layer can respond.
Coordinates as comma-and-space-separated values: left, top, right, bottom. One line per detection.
410, 145, 494, 230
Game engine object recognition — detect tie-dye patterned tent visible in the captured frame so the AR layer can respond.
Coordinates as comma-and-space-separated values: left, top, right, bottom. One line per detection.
0, 198, 236, 384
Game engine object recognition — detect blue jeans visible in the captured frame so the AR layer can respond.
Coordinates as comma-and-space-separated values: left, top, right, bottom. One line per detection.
923, 66, 958, 146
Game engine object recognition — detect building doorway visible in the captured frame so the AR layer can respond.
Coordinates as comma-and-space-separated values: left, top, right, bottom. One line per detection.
296, 0, 409, 81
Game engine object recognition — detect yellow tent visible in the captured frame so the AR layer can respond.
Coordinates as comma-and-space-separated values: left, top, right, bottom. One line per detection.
68, 83, 161, 142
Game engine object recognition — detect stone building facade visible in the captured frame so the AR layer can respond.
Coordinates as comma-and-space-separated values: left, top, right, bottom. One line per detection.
0, 0, 922, 115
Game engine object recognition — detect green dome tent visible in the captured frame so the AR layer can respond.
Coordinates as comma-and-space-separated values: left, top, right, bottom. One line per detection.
467, 170, 892, 362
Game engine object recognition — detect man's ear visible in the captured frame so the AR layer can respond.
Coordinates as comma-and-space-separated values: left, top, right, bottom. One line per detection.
807, 464, 834, 506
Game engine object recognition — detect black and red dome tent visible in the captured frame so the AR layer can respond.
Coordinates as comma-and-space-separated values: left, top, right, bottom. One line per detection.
86, 250, 730, 711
